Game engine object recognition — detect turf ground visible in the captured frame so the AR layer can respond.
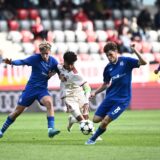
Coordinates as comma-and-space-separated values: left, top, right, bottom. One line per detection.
0, 110, 160, 160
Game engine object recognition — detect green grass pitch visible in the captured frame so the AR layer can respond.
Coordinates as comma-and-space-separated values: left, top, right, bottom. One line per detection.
0, 110, 160, 160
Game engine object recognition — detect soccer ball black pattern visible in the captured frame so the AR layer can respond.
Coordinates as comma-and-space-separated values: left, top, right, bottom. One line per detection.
80, 120, 94, 135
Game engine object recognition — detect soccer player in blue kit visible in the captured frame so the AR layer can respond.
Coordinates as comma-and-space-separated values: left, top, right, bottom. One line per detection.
85, 42, 147, 145
0, 40, 60, 138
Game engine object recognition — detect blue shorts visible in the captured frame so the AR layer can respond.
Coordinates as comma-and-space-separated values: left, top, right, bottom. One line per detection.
95, 98, 130, 120
18, 88, 50, 107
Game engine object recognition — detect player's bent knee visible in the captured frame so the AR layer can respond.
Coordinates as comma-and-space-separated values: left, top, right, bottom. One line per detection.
93, 116, 102, 123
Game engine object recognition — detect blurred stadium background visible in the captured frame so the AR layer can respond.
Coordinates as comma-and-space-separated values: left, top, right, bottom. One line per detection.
0, 0, 160, 113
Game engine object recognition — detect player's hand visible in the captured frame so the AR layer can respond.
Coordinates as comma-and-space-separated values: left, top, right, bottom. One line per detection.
89, 92, 96, 100
48, 71, 56, 79
3, 58, 12, 64
154, 69, 159, 74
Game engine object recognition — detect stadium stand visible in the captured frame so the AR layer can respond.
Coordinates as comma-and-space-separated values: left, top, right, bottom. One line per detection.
0, 0, 159, 65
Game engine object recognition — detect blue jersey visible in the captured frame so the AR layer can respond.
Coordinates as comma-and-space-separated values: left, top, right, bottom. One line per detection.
11, 54, 58, 90
103, 56, 139, 102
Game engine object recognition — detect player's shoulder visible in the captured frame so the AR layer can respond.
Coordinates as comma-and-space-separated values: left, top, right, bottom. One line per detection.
104, 63, 112, 71
49, 55, 58, 61
49, 55, 58, 64
29, 53, 41, 60
32, 53, 40, 57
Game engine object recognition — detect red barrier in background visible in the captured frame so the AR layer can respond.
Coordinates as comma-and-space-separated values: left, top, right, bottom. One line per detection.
131, 83, 160, 110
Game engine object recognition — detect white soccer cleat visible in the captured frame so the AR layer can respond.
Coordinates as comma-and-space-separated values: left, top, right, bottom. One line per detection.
96, 136, 102, 141
67, 115, 74, 132
85, 139, 96, 145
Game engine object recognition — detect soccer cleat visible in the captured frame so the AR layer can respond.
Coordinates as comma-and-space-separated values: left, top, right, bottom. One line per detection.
67, 115, 74, 132
96, 136, 102, 141
48, 128, 60, 138
85, 139, 96, 145
0, 130, 3, 138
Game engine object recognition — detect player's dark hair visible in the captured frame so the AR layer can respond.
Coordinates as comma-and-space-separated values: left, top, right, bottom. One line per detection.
103, 41, 118, 53
63, 51, 77, 65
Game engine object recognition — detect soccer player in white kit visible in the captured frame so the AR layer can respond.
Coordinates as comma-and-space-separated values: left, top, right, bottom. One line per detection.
57, 51, 91, 132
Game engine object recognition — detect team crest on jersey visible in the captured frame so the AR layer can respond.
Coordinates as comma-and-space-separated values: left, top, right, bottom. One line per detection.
120, 61, 124, 66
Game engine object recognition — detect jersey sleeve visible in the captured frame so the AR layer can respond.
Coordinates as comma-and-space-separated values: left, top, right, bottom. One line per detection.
11, 55, 38, 66
125, 57, 139, 69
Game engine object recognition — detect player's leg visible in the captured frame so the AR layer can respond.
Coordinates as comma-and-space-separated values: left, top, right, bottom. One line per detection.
86, 101, 129, 144
0, 105, 25, 138
67, 114, 84, 132
85, 114, 112, 145
92, 102, 128, 141
87, 115, 112, 144
80, 101, 102, 140
40, 95, 60, 138
81, 103, 89, 120
66, 101, 85, 132
0, 90, 33, 138
85, 99, 110, 144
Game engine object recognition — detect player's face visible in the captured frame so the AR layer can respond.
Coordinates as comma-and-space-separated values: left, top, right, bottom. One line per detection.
64, 61, 74, 71
40, 49, 50, 62
106, 50, 118, 63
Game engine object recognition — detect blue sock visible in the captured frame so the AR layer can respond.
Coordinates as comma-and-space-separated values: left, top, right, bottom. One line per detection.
90, 127, 106, 141
1, 116, 14, 133
47, 116, 54, 129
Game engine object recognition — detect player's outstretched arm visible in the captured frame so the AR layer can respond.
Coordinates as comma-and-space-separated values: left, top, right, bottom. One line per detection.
131, 44, 147, 66
3, 58, 30, 66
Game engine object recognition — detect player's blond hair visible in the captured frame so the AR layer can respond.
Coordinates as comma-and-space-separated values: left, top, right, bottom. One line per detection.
39, 40, 51, 51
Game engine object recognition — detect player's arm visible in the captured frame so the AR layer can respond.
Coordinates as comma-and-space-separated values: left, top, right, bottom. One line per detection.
90, 82, 108, 99
3, 55, 37, 66
54, 64, 60, 75
3, 58, 26, 65
48, 65, 61, 79
154, 64, 160, 74
131, 44, 147, 66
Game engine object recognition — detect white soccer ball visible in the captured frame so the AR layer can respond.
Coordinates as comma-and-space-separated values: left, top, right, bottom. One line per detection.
80, 120, 94, 135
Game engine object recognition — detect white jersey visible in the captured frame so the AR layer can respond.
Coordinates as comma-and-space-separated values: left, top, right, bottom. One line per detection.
57, 64, 87, 98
